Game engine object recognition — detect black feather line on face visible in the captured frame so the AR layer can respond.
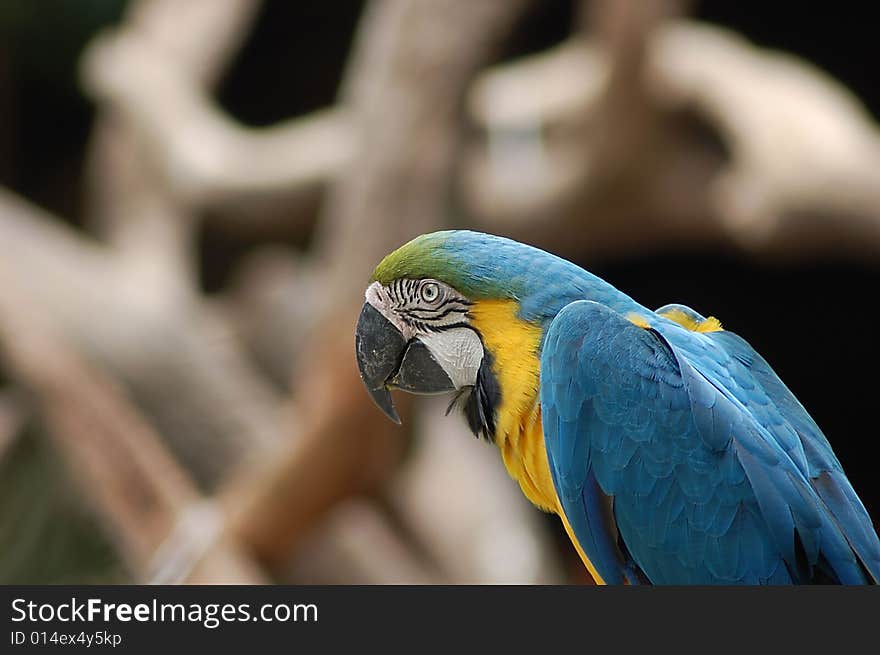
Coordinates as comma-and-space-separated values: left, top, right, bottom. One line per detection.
461, 349, 501, 442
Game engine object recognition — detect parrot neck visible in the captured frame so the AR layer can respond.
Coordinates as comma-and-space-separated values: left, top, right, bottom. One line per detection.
468, 299, 561, 512
464, 267, 647, 512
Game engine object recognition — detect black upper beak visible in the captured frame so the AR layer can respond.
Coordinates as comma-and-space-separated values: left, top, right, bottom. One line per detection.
355, 302, 455, 424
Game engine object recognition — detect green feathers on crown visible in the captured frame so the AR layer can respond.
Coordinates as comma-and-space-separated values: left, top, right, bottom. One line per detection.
369, 229, 627, 321
370, 229, 565, 303
371, 231, 459, 286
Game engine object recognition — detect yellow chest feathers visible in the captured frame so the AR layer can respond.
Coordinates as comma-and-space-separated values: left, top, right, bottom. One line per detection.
468, 300, 559, 513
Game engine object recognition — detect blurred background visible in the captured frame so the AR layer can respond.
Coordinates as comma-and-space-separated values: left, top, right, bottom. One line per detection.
1, 0, 878, 584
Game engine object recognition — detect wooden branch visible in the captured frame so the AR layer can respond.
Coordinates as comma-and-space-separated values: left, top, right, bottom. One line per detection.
79, 0, 350, 231
221, 322, 412, 569
389, 398, 566, 583
79, 0, 262, 287
223, 0, 533, 568
222, 249, 319, 386
122, 0, 261, 88
80, 2, 880, 259
284, 500, 442, 584
585, 0, 686, 177
81, 30, 352, 209
0, 265, 265, 584
464, 20, 880, 257
0, 189, 284, 486
655, 22, 880, 251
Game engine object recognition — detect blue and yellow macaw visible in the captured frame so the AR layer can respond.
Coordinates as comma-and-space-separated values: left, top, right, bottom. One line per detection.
354, 230, 880, 584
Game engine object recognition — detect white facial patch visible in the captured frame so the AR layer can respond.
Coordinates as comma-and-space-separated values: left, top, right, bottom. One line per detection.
365, 281, 415, 339
365, 279, 484, 389
417, 327, 484, 390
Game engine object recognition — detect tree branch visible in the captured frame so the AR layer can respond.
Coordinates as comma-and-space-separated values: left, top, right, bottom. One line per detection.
223, 0, 533, 568
464, 20, 880, 257
0, 189, 284, 487
0, 263, 265, 583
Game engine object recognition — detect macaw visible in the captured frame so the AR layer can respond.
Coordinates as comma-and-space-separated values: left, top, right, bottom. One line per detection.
354, 230, 880, 584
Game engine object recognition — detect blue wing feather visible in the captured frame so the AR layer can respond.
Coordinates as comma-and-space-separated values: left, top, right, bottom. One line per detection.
541, 300, 880, 584
700, 329, 880, 581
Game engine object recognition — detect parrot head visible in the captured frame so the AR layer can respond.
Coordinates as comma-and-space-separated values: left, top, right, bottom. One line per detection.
355, 231, 500, 437
354, 229, 617, 440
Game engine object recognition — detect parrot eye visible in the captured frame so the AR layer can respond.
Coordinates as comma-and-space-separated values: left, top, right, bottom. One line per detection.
420, 281, 441, 304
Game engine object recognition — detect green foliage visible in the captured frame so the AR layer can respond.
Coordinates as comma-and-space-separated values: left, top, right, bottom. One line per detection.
0, 421, 125, 584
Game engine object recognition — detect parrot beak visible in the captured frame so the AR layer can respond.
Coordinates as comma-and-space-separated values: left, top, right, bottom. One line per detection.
355, 302, 455, 424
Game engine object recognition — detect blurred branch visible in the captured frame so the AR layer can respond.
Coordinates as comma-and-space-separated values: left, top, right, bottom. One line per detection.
464, 20, 880, 257
80, 0, 262, 291
222, 0, 533, 569
586, 0, 686, 176
222, 249, 320, 387
0, 264, 265, 583
80, 0, 347, 240
389, 398, 566, 584
656, 22, 880, 250
123, 0, 261, 87
85, 3, 880, 261
285, 500, 442, 584
7, 1, 291, 492
82, 31, 352, 210
0, 189, 284, 487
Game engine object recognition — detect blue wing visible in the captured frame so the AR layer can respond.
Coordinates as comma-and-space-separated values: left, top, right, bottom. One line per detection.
696, 328, 880, 581
540, 300, 880, 584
